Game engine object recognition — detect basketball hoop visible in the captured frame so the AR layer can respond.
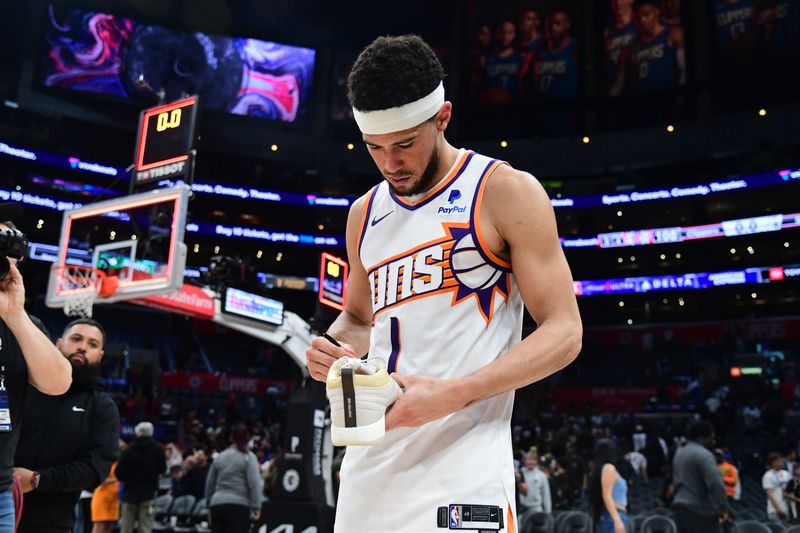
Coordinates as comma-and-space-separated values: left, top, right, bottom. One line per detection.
51, 265, 117, 318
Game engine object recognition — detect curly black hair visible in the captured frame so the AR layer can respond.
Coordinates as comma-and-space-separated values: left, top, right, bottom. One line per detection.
347, 35, 445, 112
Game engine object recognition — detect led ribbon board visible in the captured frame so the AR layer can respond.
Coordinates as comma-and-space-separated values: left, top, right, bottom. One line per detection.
132, 96, 198, 188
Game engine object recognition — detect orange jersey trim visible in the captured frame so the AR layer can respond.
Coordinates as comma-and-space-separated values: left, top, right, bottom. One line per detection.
474, 160, 512, 270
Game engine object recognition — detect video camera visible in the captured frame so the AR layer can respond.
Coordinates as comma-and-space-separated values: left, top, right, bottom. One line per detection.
0, 228, 28, 280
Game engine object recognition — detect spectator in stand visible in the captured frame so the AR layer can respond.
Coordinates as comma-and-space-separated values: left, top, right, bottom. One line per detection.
671, 420, 728, 533
91, 440, 126, 533
165, 442, 183, 471
517, 448, 551, 515
643, 431, 669, 479
589, 439, 628, 533
116, 422, 167, 533
169, 464, 183, 495
763, 451, 791, 522
633, 425, 647, 452
784, 463, 800, 522
561, 444, 586, 507
205, 423, 262, 533
178, 448, 210, 500
714, 449, 738, 501
625, 444, 648, 485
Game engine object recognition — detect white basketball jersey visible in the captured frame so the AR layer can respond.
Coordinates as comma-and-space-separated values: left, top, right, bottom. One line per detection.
335, 149, 524, 533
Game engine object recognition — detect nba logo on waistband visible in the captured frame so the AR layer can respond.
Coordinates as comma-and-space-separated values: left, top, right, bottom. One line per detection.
450, 505, 462, 528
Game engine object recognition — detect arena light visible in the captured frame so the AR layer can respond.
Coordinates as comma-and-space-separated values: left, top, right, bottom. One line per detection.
500, 140, 508, 148
582, 136, 590, 144
759, 108, 767, 117
347, 143, 355, 150
270, 144, 279, 152
666, 124, 675, 133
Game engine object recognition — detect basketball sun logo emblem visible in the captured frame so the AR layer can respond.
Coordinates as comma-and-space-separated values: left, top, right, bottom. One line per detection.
450, 233, 504, 290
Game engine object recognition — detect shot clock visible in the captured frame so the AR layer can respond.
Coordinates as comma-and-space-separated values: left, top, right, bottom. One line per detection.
131, 95, 199, 191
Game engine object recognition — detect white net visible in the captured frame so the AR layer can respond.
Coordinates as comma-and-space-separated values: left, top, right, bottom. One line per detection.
57, 267, 102, 318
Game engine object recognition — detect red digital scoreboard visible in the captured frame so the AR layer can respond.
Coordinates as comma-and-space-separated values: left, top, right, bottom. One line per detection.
319, 253, 348, 311
132, 96, 198, 190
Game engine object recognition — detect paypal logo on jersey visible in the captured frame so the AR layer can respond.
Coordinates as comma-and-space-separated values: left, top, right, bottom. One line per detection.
438, 189, 466, 214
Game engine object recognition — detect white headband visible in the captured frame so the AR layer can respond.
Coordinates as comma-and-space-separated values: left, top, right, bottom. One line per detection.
352, 82, 445, 135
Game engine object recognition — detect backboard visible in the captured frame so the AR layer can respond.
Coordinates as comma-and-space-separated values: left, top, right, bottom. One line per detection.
46, 185, 190, 309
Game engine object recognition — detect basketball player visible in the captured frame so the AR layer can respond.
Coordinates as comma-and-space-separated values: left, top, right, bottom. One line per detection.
659, 0, 683, 26
755, 0, 799, 57
518, 9, 546, 55
305, 35, 582, 532
480, 20, 523, 104
604, 0, 638, 96
714, 0, 757, 57
533, 10, 578, 100
611, 0, 686, 95
517, 8, 547, 100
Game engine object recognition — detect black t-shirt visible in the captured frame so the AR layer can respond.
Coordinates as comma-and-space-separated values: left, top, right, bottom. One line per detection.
0, 315, 47, 491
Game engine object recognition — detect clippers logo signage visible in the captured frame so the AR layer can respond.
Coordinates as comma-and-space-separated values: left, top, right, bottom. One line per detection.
133, 96, 198, 187
319, 253, 348, 311
367, 223, 509, 324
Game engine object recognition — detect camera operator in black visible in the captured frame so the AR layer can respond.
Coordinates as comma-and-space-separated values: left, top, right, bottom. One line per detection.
0, 203, 72, 532
14, 317, 119, 533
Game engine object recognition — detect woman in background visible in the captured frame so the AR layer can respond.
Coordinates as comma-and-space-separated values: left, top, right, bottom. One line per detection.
91, 440, 126, 533
589, 439, 629, 533
205, 424, 262, 533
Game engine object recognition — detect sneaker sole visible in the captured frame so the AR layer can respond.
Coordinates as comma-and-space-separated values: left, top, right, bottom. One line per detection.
331, 413, 387, 446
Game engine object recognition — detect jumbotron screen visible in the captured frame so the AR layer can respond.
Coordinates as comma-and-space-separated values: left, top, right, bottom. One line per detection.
40, 5, 315, 123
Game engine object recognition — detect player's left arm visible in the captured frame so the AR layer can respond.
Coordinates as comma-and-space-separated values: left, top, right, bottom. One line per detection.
464, 166, 582, 399
386, 167, 581, 429
670, 26, 687, 85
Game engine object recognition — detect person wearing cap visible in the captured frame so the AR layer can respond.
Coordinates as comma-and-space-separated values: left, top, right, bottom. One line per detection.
115, 422, 166, 533
0, 203, 73, 532
13, 318, 120, 533
305, 35, 581, 532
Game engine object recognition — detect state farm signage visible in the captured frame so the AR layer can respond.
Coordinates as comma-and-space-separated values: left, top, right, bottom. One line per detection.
131, 283, 215, 319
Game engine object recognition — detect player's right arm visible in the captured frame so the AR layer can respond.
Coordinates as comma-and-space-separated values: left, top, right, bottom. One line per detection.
305, 194, 374, 382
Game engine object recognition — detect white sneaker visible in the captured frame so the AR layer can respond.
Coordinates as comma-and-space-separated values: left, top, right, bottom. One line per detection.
326, 357, 402, 446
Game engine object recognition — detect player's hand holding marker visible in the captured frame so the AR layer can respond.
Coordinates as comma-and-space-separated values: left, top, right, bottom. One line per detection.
306, 333, 357, 382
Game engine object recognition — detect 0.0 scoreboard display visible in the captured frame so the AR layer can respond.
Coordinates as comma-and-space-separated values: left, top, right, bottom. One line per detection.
132, 96, 198, 188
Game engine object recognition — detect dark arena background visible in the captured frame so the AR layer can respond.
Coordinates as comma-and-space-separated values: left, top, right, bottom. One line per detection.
1, 0, 800, 532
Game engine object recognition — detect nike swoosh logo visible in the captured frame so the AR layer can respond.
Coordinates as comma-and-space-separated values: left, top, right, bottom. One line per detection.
72, 406, 85, 412
371, 211, 394, 227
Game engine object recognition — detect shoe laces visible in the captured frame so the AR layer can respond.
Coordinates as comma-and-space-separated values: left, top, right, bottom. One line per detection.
337, 356, 387, 375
